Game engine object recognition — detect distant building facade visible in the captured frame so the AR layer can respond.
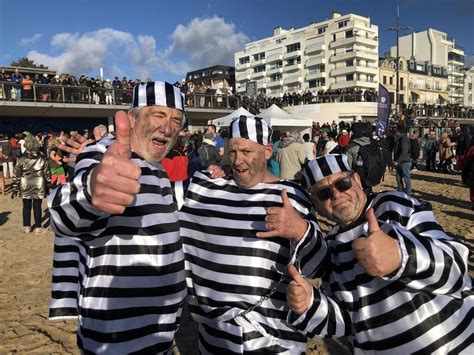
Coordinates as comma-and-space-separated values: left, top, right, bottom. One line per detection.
463, 67, 474, 107
185, 65, 235, 91
234, 12, 379, 97
390, 28, 465, 104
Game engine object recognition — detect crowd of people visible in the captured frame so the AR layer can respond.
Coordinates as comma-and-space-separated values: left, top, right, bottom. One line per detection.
1, 79, 473, 354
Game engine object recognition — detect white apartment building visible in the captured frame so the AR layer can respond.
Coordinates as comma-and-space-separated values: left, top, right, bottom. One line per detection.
390, 28, 465, 104
234, 12, 379, 97
463, 67, 474, 107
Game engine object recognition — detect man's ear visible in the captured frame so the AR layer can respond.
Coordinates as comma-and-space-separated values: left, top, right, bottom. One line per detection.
353, 171, 363, 188
264, 144, 273, 161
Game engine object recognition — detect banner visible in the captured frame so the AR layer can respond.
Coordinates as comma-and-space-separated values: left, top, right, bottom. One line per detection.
376, 84, 390, 138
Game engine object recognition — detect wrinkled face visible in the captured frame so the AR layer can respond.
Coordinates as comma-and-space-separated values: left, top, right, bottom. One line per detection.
310, 171, 367, 227
228, 137, 272, 188
130, 106, 183, 164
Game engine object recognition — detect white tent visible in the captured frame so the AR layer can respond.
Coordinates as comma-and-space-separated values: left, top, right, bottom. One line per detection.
211, 107, 253, 128
258, 104, 313, 137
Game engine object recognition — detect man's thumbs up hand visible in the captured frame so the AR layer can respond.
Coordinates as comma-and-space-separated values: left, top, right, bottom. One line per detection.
90, 111, 141, 214
256, 189, 308, 241
287, 264, 312, 315
352, 209, 401, 277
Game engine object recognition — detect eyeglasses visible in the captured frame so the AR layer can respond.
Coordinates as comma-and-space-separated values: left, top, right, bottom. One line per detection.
312, 173, 354, 201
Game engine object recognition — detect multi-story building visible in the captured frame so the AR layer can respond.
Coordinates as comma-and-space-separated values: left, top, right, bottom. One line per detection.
463, 67, 474, 107
234, 12, 379, 97
379, 56, 448, 108
185, 65, 235, 91
390, 28, 465, 104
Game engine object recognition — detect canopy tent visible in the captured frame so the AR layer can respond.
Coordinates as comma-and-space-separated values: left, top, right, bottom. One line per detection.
211, 107, 253, 128
212, 104, 313, 137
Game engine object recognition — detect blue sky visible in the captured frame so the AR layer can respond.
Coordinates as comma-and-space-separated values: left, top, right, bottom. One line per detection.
1, 0, 473, 83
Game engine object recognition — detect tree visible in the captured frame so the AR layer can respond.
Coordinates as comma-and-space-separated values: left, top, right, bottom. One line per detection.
10, 57, 48, 69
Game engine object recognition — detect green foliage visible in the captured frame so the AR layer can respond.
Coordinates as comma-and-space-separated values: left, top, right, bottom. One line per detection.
10, 57, 48, 69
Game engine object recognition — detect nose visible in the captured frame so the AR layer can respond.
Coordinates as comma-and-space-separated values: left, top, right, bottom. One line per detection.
231, 151, 243, 166
159, 118, 172, 136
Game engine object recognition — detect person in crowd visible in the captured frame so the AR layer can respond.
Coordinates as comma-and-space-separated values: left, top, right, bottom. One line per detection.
11, 135, 51, 234
47, 81, 188, 353
267, 130, 281, 177
38, 74, 50, 102
438, 131, 455, 173
323, 131, 339, 155
50, 75, 62, 102
337, 129, 350, 149
197, 131, 221, 169
344, 122, 371, 166
104, 79, 113, 105
315, 130, 329, 156
425, 131, 438, 171
410, 131, 421, 171
206, 124, 225, 157
393, 125, 412, 196
112, 76, 122, 104
48, 137, 67, 187
180, 115, 326, 353
277, 130, 306, 179
11, 68, 23, 101
21, 74, 34, 101
0, 133, 15, 179
302, 133, 316, 161
280, 154, 472, 354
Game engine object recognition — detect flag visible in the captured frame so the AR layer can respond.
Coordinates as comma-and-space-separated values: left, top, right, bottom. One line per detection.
376, 84, 390, 138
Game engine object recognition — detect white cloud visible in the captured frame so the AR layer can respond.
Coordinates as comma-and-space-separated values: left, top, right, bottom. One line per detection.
20, 33, 42, 46
26, 17, 249, 80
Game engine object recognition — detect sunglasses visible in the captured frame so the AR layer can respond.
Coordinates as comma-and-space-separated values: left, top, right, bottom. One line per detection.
312, 173, 354, 201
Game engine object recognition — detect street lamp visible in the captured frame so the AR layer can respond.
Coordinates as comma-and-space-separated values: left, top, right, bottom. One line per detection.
388, 5, 412, 114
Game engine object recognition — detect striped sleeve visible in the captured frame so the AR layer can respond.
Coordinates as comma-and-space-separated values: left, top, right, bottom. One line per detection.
371, 192, 472, 296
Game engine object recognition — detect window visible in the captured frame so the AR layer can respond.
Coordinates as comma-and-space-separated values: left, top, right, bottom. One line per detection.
286, 42, 300, 53
239, 57, 250, 64
400, 78, 404, 90
317, 26, 327, 34
332, 34, 337, 42
346, 59, 353, 67
308, 79, 325, 88
338, 20, 348, 28
346, 46, 353, 53
287, 56, 301, 66
254, 52, 265, 61
389, 77, 393, 85
345, 30, 353, 38
469, 83, 473, 90
383, 76, 387, 85
346, 74, 354, 81
367, 75, 374, 82
254, 65, 265, 73
269, 61, 283, 70
270, 74, 282, 81
416, 63, 424, 71
276, 37, 286, 44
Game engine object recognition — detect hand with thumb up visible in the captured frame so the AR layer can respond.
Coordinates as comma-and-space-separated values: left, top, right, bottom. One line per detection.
287, 264, 313, 315
351, 208, 401, 277
90, 111, 142, 214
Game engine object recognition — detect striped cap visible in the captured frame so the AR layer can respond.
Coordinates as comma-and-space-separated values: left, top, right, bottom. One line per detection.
301, 154, 352, 189
228, 115, 272, 145
132, 81, 185, 111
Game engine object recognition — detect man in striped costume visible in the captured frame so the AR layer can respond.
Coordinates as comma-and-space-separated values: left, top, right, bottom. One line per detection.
284, 154, 473, 354
180, 116, 327, 354
48, 82, 188, 353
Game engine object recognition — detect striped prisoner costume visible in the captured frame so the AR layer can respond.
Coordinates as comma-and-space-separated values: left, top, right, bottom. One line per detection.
48, 137, 186, 354
180, 172, 327, 354
288, 191, 473, 354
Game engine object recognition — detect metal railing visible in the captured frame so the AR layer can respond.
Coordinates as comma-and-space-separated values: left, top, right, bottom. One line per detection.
0, 82, 241, 109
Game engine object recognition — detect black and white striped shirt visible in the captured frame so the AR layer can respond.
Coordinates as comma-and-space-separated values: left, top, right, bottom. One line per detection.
289, 191, 473, 354
48, 137, 186, 354
180, 172, 327, 352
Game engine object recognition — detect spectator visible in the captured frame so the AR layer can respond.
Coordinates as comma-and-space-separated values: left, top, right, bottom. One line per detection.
393, 126, 412, 196
11, 135, 51, 234
425, 131, 438, 171
337, 129, 350, 149
48, 137, 67, 187
344, 122, 371, 166
38, 74, 50, 102
207, 124, 225, 157
197, 131, 221, 169
302, 133, 316, 161
277, 130, 306, 180
267, 130, 281, 177
11, 68, 23, 101
410, 131, 421, 171
438, 131, 454, 173
104, 79, 113, 105
0, 134, 15, 179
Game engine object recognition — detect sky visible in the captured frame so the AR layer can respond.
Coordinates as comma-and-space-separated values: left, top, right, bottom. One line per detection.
1, 0, 473, 83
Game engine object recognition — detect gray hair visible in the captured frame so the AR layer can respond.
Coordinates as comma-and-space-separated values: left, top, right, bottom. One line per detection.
98, 124, 108, 137
288, 130, 300, 140
24, 136, 41, 152
128, 106, 145, 120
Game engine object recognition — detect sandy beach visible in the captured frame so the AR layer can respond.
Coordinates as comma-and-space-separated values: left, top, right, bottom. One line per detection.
0, 169, 472, 354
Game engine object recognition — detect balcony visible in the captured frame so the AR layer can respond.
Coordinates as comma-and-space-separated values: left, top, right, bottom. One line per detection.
284, 74, 302, 85
449, 46, 464, 56
235, 62, 250, 71
331, 66, 355, 76
236, 72, 251, 81
448, 70, 463, 77
306, 71, 325, 81
448, 58, 464, 66
330, 35, 377, 49
266, 67, 283, 75
266, 52, 283, 62
353, 50, 378, 61
251, 71, 266, 79
305, 56, 325, 67
267, 80, 283, 87
305, 42, 326, 55
284, 63, 302, 72
330, 51, 355, 62
331, 80, 378, 90
251, 59, 266, 67
448, 81, 464, 87
283, 50, 302, 60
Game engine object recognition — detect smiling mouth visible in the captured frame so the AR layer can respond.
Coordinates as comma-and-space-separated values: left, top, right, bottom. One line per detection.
151, 138, 168, 147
